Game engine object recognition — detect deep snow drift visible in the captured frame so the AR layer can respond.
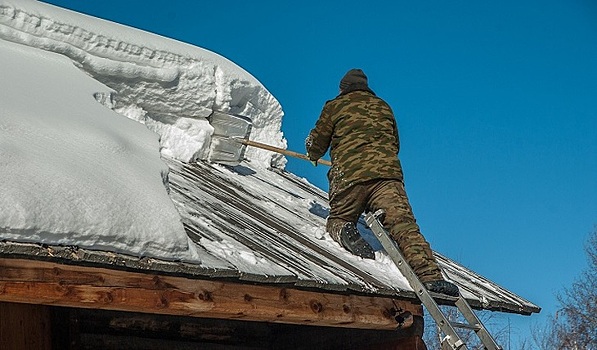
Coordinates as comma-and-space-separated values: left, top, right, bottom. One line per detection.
0, 0, 285, 261
0, 38, 197, 259
0, 0, 285, 166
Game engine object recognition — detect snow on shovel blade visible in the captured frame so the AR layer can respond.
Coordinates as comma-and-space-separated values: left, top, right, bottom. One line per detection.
208, 111, 252, 166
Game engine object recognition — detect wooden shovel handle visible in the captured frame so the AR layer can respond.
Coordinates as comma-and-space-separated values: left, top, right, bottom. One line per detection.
240, 139, 332, 167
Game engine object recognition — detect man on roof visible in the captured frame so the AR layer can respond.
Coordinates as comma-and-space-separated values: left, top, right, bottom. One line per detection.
306, 68, 458, 297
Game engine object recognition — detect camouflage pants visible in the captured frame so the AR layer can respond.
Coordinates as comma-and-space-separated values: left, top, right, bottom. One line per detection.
327, 179, 443, 283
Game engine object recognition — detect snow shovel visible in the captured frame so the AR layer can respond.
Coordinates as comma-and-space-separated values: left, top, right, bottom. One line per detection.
208, 110, 331, 167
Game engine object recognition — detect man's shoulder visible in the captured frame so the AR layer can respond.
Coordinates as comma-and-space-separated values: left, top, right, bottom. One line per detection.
322, 94, 351, 111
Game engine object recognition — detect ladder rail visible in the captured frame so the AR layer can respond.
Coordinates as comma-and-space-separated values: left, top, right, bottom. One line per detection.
365, 210, 502, 350
365, 211, 467, 350
455, 298, 502, 350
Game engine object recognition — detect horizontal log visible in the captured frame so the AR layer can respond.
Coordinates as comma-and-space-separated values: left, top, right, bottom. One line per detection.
0, 258, 421, 330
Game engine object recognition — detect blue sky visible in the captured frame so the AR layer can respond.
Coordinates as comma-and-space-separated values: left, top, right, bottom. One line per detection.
43, 0, 597, 345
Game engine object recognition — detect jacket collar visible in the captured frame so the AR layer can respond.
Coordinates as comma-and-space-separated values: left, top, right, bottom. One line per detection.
338, 83, 376, 97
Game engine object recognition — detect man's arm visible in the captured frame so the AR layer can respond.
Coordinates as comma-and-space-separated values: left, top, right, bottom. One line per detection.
305, 104, 333, 161
393, 117, 400, 154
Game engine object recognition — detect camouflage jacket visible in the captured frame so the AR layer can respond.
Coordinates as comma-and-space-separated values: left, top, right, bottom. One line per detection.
306, 88, 404, 200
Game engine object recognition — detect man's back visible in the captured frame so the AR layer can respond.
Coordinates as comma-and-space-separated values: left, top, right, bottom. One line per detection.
310, 89, 403, 198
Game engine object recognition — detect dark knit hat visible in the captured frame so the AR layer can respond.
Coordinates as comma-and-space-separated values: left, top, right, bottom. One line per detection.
339, 68, 368, 90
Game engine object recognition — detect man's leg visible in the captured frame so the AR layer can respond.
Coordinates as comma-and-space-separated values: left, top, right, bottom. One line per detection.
367, 180, 444, 282
327, 184, 374, 259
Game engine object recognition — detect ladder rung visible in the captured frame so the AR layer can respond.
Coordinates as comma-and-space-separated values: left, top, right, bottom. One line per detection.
450, 321, 481, 331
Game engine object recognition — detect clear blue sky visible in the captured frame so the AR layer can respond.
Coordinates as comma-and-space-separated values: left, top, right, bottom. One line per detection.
43, 0, 597, 346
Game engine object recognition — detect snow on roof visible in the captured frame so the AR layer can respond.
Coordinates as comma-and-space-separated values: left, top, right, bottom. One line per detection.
0, 1, 539, 315
0, 0, 283, 261
0, 0, 284, 167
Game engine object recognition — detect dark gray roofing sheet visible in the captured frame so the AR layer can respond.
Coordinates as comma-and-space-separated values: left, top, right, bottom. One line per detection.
166, 159, 539, 315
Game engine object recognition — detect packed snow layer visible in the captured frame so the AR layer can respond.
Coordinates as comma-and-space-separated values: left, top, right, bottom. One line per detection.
0, 38, 200, 260
0, 0, 285, 167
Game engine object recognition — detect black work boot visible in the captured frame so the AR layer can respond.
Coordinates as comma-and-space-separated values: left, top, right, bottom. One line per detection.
339, 222, 375, 259
423, 280, 460, 297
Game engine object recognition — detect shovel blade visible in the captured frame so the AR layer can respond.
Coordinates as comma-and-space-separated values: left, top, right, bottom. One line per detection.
208, 111, 252, 166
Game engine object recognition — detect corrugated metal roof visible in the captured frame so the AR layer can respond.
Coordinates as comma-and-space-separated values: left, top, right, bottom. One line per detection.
166, 158, 540, 315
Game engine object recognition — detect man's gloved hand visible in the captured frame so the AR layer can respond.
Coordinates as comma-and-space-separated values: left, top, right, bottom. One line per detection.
307, 152, 318, 167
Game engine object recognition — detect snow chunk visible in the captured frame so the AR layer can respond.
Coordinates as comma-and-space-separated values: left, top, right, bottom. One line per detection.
0, 0, 286, 168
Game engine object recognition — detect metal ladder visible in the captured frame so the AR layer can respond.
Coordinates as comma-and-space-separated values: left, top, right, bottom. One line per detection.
365, 210, 502, 350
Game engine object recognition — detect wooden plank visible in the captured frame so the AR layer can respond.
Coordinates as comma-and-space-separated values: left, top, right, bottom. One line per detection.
0, 258, 422, 330
0, 302, 52, 350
